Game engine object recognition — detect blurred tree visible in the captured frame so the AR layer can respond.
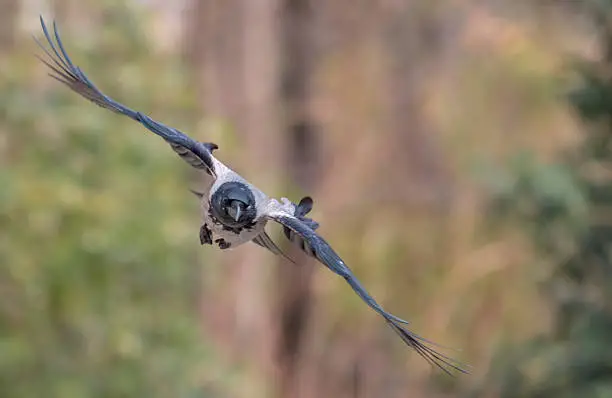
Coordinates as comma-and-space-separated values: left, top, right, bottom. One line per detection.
275, 1, 320, 398
382, 1, 454, 205
0, 1, 222, 397
183, 3, 284, 397
0, 0, 18, 53
475, 2, 612, 397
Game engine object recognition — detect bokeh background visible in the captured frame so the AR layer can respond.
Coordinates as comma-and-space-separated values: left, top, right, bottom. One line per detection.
2, 0, 611, 397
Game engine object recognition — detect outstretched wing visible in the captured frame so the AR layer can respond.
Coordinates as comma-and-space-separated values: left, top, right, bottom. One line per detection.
266, 210, 468, 375
34, 16, 217, 175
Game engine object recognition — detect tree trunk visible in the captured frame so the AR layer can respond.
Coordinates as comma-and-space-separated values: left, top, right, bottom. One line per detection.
183, 0, 283, 386
276, 2, 319, 396
0, 0, 19, 54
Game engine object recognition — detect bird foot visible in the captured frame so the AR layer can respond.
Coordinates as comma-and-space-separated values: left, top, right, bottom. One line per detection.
199, 224, 213, 245
215, 238, 231, 250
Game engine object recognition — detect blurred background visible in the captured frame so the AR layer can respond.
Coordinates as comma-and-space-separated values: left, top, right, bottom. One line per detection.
2, 0, 612, 397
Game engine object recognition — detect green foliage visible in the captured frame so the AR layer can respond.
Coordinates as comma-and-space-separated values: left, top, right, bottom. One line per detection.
480, 151, 588, 261
474, 3, 612, 397
0, 3, 217, 397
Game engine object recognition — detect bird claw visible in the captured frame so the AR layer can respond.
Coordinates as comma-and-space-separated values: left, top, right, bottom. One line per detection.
200, 224, 213, 245
215, 238, 231, 250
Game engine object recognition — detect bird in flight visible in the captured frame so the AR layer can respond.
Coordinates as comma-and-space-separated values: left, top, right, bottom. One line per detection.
35, 16, 467, 375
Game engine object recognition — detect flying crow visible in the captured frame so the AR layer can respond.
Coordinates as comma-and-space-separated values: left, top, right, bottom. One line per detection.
35, 17, 467, 375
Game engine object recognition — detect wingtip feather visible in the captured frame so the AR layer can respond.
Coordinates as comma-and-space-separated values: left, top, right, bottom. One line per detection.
385, 318, 470, 376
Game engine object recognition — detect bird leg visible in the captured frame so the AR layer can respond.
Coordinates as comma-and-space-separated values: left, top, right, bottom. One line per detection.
215, 238, 231, 250
199, 224, 213, 245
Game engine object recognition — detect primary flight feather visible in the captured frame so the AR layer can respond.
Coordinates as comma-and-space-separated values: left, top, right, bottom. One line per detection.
35, 16, 468, 375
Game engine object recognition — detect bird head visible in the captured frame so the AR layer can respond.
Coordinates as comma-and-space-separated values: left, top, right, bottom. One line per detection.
210, 181, 257, 228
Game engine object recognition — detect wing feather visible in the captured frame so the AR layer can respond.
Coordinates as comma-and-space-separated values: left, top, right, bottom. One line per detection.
267, 212, 469, 375
35, 16, 216, 175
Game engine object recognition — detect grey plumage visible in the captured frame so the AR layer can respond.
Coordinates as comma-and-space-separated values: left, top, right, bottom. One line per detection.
35, 16, 468, 375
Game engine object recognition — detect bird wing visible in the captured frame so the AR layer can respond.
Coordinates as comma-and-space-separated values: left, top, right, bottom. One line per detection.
34, 16, 217, 176
265, 209, 468, 375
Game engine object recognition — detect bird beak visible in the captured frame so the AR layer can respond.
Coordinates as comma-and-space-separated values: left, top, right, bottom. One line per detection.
232, 202, 241, 222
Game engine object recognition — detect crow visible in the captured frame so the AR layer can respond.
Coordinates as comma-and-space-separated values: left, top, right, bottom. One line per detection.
35, 16, 468, 375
